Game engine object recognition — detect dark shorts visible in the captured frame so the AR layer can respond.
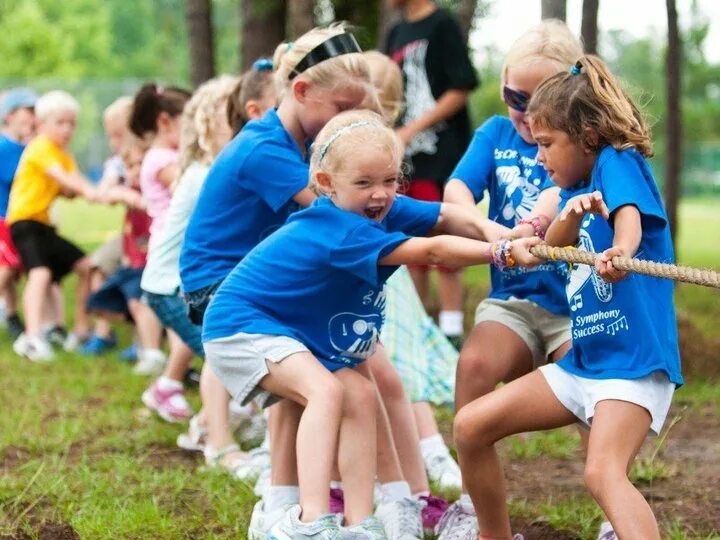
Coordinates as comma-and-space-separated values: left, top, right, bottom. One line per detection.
184, 280, 222, 326
144, 291, 204, 357
86, 266, 144, 317
10, 220, 85, 282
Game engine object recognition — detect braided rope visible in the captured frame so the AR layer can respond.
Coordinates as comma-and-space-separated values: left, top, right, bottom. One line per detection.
529, 244, 720, 289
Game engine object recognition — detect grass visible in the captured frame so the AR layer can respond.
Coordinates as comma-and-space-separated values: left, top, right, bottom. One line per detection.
1, 197, 719, 538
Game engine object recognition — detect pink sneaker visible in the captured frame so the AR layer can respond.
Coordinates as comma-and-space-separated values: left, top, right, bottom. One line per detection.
419, 494, 449, 534
141, 381, 193, 423
329, 487, 344, 514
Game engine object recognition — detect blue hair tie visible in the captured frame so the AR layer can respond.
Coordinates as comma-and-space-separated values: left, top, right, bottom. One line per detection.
253, 58, 273, 72
570, 63, 582, 76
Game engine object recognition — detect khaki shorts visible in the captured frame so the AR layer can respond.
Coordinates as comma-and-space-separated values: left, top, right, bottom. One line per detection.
90, 234, 123, 277
474, 297, 570, 367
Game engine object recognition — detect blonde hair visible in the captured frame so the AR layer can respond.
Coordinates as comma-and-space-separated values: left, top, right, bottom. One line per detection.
273, 24, 372, 101
502, 19, 583, 87
103, 96, 133, 125
179, 75, 238, 171
35, 90, 80, 121
363, 51, 403, 125
310, 109, 403, 195
527, 55, 653, 157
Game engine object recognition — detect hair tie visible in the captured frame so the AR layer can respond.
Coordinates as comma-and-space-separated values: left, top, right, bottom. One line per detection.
570, 62, 582, 76
287, 41, 294, 50
317, 121, 372, 165
253, 58, 273, 72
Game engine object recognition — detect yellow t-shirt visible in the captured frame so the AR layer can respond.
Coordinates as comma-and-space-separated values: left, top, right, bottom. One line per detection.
7, 135, 77, 225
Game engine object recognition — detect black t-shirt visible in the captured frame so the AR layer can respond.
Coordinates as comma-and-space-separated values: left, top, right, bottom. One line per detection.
385, 7, 478, 187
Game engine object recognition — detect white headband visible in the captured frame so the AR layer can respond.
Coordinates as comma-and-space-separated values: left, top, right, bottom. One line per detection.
317, 121, 372, 165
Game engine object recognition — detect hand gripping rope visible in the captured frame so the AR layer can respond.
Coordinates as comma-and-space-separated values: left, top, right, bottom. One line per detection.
529, 244, 720, 289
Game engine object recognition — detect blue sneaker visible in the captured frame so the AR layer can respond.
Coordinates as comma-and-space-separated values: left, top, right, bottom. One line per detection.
79, 333, 117, 356
119, 343, 138, 363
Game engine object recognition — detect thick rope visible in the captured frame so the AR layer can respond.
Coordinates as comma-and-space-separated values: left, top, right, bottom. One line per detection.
529, 244, 720, 289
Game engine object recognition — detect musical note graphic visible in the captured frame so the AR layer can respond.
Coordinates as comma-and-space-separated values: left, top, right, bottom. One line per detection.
570, 294, 583, 312
606, 316, 629, 336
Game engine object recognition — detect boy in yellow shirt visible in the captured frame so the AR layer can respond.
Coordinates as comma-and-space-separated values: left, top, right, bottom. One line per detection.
7, 90, 98, 362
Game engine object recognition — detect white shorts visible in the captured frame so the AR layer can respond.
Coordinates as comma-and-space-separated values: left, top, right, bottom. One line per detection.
204, 332, 309, 408
539, 363, 675, 435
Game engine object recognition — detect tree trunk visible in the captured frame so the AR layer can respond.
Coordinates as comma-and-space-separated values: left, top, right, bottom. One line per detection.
377, 1, 401, 50
581, 0, 599, 54
541, 0, 566, 21
288, 0, 314, 38
664, 0, 682, 249
333, 0, 380, 50
241, 0, 287, 70
186, 0, 215, 87
457, 0, 478, 43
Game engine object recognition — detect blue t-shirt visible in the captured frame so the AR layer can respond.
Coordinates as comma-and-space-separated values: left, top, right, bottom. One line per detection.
450, 116, 568, 316
203, 195, 441, 372
180, 109, 309, 293
557, 146, 683, 386
0, 134, 26, 218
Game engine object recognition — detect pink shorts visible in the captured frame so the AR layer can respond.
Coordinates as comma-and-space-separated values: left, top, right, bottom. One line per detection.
0, 218, 21, 270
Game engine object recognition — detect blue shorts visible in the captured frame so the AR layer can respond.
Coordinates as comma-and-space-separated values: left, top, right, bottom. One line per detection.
144, 291, 204, 357
184, 280, 222, 326
86, 266, 143, 318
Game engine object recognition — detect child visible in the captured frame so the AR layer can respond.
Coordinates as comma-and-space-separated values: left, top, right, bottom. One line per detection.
7, 90, 97, 362
0, 88, 38, 339
454, 55, 683, 540
202, 109, 541, 539
226, 58, 276, 135
129, 82, 190, 376
439, 21, 583, 539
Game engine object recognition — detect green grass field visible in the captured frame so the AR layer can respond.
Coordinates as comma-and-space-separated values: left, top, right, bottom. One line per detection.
0, 198, 718, 539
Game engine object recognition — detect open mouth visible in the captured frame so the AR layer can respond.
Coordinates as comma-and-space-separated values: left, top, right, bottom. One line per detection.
364, 207, 384, 220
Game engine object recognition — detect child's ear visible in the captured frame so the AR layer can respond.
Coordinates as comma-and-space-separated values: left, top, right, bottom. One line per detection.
582, 127, 599, 152
244, 100, 261, 121
314, 171, 333, 196
291, 80, 310, 104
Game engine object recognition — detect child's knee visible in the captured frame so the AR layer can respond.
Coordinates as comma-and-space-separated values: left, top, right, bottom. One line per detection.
343, 377, 376, 416
309, 373, 343, 408
27, 266, 52, 285
453, 404, 496, 452
583, 456, 625, 499
373, 363, 406, 403
74, 257, 92, 276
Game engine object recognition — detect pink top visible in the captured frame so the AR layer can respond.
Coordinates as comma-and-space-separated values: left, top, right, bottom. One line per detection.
139, 147, 177, 246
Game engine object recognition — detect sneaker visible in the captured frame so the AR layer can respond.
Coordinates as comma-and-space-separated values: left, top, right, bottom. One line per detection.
133, 349, 167, 376
141, 380, 193, 422
375, 498, 424, 540
6, 314, 25, 340
330, 488, 345, 515
268, 504, 340, 539
14, 333, 54, 363
63, 332, 88, 352
248, 500, 290, 540
79, 333, 117, 356
233, 445, 271, 482
44, 325, 67, 348
176, 414, 207, 452
254, 465, 271, 498
435, 501, 477, 540
597, 521, 617, 540
183, 367, 201, 387
418, 495, 448, 534
119, 343, 138, 363
446, 335, 464, 351
424, 451, 462, 491
343, 515, 387, 539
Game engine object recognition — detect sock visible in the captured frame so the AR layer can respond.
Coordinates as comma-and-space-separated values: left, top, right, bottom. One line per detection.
157, 376, 183, 391
439, 311, 464, 337
381, 480, 412, 503
329, 480, 343, 490
413, 490, 430, 499
419, 434, 448, 459
264, 485, 300, 512
141, 348, 166, 361
459, 493, 472, 507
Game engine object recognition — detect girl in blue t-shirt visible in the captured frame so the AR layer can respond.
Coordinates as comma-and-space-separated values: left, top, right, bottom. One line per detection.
454, 55, 682, 540
203, 110, 540, 539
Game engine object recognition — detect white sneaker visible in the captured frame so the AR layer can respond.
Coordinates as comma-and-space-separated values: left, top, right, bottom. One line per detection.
375, 498, 424, 540
14, 334, 54, 362
133, 348, 167, 376
248, 500, 290, 540
597, 521, 617, 540
234, 446, 270, 482
253, 465, 271, 497
62, 332, 83, 352
268, 504, 341, 539
424, 451, 462, 491
435, 501, 478, 540
343, 515, 387, 539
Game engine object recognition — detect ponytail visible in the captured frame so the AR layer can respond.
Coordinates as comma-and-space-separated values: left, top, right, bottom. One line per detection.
129, 83, 191, 138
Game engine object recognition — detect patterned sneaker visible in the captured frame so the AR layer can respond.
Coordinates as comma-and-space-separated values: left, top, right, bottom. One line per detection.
79, 333, 117, 356
133, 349, 167, 376
330, 488, 345, 515
44, 325, 67, 348
14, 333, 54, 363
435, 501, 478, 540
6, 314, 25, 340
268, 504, 341, 539
233, 445, 271, 482
596, 521, 617, 540
343, 515, 387, 539
418, 495, 448, 534
248, 500, 290, 540
375, 497, 424, 540
424, 451, 462, 491
141, 380, 193, 422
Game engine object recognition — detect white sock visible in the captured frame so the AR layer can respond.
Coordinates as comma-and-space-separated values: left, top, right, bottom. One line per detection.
459, 493, 473, 507
439, 311, 464, 337
419, 434, 448, 459
157, 376, 183, 391
413, 490, 430, 499
330, 480, 343, 490
381, 480, 412, 503
264, 485, 300, 512
141, 348, 166, 361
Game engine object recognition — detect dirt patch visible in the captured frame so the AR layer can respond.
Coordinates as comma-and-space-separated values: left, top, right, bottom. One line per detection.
139, 443, 202, 470
510, 518, 580, 540
677, 314, 720, 376
0, 446, 31, 472
37, 523, 80, 540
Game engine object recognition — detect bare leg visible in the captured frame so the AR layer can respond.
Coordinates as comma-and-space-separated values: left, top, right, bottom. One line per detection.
162, 330, 194, 382
268, 400, 302, 486
413, 402, 441, 440
71, 257, 92, 337
47, 284, 64, 327
127, 299, 163, 349
0, 267, 18, 315
23, 267, 52, 337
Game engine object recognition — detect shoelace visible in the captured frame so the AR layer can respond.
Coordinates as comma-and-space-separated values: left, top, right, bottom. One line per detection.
395, 499, 423, 536
436, 504, 476, 540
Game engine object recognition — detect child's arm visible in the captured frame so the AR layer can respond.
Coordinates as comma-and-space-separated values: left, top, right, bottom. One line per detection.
432, 202, 510, 242
157, 163, 180, 187
396, 90, 469, 146
102, 185, 146, 210
508, 187, 561, 239
292, 187, 317, 208
595, 205, 642, 283
545, 190, 609, 247
46, 165, 97, 201
443, 178, 477, 209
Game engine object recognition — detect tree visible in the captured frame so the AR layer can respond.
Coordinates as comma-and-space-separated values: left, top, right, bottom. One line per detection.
288, 0, 314, 38
541, 0, 566, 21
241, 0, 287, 70
186, 0, 215, 87
665, 0, 682, 246
581, 0, 599, 54
457, 0, 478, 43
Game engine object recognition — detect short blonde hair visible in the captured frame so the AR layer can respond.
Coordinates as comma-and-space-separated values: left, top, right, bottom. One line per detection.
310, 109, 402, 195
273, 24, 372, 101
502, 19, 583, 86
179, 75, 238, 171
103, 96, 133, 125
35, 90, 80, 121
363, 51, 403, 125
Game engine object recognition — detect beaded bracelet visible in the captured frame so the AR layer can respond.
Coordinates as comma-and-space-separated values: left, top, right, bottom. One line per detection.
517, 214, 551, 240
489, 239, 516, 270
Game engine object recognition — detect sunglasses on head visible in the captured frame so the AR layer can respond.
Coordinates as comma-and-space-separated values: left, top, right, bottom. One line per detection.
502, 85, 530, 112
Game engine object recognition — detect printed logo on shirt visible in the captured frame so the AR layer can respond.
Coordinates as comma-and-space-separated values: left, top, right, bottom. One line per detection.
328, 287, 386, 363
494, 149, 544, 222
